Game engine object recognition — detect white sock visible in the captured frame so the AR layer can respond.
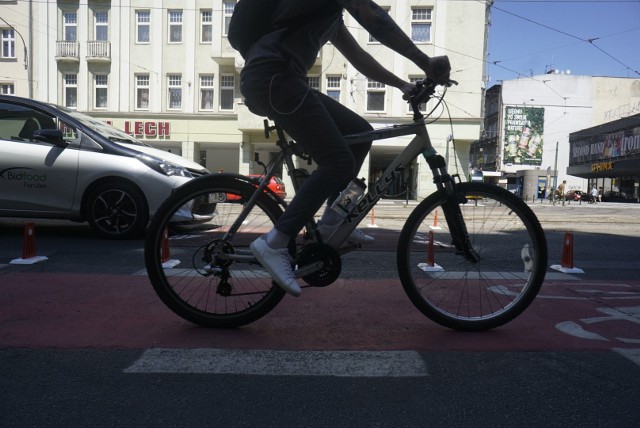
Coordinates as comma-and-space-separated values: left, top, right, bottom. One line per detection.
264, 228, 290, 249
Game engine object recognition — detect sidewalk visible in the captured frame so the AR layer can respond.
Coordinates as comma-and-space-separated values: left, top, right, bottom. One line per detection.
361, 197, 640, 224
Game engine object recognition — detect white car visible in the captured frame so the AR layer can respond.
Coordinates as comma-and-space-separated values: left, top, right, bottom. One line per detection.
0, 95, 212, 239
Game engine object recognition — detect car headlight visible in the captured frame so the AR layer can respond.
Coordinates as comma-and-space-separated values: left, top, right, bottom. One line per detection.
137, 154, 193, 178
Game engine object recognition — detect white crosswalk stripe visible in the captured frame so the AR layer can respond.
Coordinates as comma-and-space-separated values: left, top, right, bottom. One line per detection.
124, 348, 428, 377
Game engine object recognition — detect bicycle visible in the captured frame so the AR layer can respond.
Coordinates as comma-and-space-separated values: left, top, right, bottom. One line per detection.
144, 80, 548, 331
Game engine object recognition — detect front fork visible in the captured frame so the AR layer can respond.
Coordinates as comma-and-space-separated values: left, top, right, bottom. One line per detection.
424, 154, 480, 263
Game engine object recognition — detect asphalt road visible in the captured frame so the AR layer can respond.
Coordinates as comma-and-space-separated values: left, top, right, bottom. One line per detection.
1, 201, 639, 427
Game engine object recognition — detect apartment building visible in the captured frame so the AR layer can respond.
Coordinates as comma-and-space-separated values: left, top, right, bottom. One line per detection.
2, 0, 487, 199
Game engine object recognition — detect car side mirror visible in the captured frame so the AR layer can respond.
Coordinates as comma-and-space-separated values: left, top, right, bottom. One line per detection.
32, 129, 68, 147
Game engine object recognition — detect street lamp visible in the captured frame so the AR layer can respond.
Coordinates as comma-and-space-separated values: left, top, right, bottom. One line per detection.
0, 17, 30, 97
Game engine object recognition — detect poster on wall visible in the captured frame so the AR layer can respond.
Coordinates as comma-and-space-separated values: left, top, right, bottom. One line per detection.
503, 106, 545, 166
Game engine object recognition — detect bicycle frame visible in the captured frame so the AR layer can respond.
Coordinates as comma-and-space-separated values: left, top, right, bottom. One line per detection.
226, 80, 476, 262
323, 120, 440, 248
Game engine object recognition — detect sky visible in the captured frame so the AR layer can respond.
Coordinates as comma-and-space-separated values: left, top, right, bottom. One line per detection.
485, 0, 640, 86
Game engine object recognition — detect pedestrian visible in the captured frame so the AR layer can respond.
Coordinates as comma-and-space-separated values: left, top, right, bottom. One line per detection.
591, 185, 599, 204
557, 180, 566, 205
237, 0, 451, 296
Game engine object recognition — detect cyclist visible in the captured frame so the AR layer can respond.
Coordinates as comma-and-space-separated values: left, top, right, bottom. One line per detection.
242, 0, 451, 296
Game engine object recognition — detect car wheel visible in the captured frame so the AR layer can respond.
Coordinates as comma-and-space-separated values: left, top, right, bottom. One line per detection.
86, 181, 148, 239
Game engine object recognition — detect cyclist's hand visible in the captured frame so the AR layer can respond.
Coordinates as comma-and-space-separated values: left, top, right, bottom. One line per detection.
400, 81, 416, 100
425, 56, 451, 85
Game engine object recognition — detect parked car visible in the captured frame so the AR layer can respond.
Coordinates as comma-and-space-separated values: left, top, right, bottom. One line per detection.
225, 174, 287, 201
0, 95, 211, 239
564, 189, 586, 201
248, 174, 287, 199
602, 191, 635, 203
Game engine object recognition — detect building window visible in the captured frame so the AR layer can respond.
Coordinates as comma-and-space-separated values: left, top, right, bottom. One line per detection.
223, 1, 236, 36
1, 29, 16, 59
135, 74, 150, 110
306, 76, 320, 90
95, 74, 108, 109
411, 8, 432, 43
63, 12, 77, 41
220, 74, 235, 110
94, 11, 108, 41
366, 79, 385, 112
368, 7, 390, 43
1, 83, 15, 94
201, 10, 212, 43
64, 74, 78, 108
200, 74, 215, 111
168, 10, 183, 43
167, 74, 182, 110
326, 76, 341, 102
136, 10, 150, 43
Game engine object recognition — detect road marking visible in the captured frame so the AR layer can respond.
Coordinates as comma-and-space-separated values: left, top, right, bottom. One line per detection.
556, 321, 608, 341
613, 348, 640, 368
124, 348, 428, 377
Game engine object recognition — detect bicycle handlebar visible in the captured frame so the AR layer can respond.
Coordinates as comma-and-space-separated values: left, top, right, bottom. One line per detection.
405, 79, 458, 103
404, 78, 458, 119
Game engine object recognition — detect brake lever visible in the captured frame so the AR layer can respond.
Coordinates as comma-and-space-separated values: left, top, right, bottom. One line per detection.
403, 79, 458, 102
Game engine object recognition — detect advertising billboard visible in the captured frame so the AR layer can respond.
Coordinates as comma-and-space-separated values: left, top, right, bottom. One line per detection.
503, 106, 545, 166
570, 126, 640, 164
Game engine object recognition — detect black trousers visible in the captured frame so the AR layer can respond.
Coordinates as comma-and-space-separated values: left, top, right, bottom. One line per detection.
241, 61, 373, 237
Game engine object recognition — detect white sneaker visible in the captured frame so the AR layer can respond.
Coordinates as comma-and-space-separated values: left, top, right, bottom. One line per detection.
317, 223, 375, 244
250, 237, 301, 297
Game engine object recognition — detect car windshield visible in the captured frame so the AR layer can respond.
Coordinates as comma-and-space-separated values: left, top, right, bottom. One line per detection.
57, 105, 151, 147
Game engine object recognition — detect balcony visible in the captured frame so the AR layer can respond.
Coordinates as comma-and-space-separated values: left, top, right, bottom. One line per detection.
86, 41, 111, 62
55, 41, 79, 62
237, 103, 265, 132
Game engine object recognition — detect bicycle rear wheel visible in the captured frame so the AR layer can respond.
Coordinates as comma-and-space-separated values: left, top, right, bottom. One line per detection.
144, 175, 286, 328
397, 182, 547, 331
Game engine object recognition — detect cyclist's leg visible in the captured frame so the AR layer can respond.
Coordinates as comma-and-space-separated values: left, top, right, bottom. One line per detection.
241, 63, 364, 293
315, 90, 373, 204
242, 64, 368, 239
310, 91, 375, 242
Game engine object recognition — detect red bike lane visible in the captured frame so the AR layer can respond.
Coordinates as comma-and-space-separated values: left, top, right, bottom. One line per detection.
1, 270, 639, 359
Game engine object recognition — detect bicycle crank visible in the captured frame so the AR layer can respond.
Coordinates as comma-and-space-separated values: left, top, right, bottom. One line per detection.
295, 243, 342, 287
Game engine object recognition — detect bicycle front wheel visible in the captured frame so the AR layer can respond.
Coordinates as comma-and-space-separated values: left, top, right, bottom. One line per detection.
398, 182, 547, 331
144, 174, 286, 328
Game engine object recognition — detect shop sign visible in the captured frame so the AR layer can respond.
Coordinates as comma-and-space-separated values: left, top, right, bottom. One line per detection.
122, 121, 170, 138
591, 161, 614, 172
104, 120, 171, 138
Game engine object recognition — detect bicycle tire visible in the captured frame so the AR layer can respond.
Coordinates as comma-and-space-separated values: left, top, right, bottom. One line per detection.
397, 182, 547, 331
144, 174, 286, 328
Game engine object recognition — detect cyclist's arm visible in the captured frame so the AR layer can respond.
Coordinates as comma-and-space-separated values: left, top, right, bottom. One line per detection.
336, 0, 450, 83
332, 24, 413, 93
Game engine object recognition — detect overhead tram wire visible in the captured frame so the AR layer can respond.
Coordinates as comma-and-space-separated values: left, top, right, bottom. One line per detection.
489, 2, 640, 77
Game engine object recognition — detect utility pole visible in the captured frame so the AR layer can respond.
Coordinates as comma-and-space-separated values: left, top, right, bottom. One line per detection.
552, 141, 559, 204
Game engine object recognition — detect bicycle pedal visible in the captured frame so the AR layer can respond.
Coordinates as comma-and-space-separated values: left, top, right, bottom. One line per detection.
294, 261, 324, 278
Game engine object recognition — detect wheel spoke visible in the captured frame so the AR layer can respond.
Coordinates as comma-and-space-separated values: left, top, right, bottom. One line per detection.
145, 176, 285, 328
398, 182, 547, 331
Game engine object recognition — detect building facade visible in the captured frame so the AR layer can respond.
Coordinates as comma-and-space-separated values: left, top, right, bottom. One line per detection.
2, 0, 487, 199
470, 73, 640, 201
568, 114, 640, 202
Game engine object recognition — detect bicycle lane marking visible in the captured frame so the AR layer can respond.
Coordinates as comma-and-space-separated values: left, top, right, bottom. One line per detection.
538, 278, 640, 367
1, 271, 639, 359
